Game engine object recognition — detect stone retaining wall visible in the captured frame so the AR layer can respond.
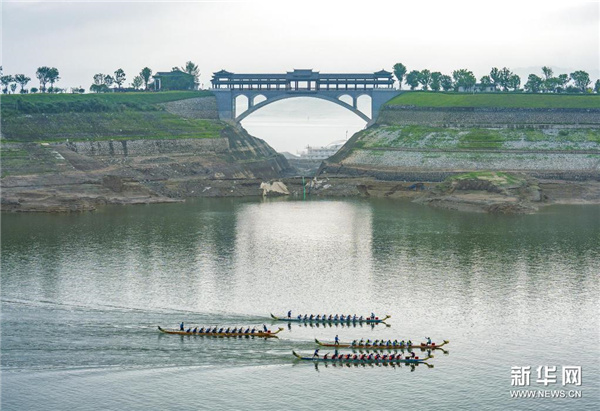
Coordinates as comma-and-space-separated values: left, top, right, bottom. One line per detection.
378, 107, 600, 127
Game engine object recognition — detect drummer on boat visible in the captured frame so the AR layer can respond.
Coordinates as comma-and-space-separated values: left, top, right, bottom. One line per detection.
334, 335, 340, 346
313, 349, 320, 358
287, 310, 292, 319
180, 322, 184, 331
426, 337, 432, 345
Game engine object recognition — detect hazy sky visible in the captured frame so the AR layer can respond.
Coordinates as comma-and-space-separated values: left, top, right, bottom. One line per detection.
2, 0, 599, 152
3, 0, 599, 89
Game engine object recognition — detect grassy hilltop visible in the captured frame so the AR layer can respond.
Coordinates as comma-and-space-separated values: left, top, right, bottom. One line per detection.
0, 91, 224, 143
386, 92, 600, 109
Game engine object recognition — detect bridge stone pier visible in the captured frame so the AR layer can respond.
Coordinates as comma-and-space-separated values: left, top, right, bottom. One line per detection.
211, 69, 402, 124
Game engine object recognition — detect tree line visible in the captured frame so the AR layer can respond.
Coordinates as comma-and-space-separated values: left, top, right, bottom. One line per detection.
392, 63, 600, 94
0, 61, 200, 94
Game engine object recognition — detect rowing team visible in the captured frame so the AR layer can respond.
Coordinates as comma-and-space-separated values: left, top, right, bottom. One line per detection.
313, 349, 420, 361
179, 323, 270, 334
288, 311, 379, 321
350, 338, 429, 347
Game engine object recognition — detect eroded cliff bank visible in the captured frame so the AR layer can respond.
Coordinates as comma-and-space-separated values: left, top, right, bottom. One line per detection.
316, 96, 600, 212
1, 94, 291, 212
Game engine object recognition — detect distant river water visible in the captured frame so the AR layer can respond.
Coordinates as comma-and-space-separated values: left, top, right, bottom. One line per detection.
1, 198, 599, 410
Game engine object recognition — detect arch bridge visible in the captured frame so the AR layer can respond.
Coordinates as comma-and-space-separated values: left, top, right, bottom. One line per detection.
211, 69, 402, 124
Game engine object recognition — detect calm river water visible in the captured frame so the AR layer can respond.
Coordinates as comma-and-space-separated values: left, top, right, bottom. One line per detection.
1, 198, 599, 410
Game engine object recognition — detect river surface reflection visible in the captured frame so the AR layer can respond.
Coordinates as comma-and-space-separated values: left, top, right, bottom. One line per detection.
1, 198, 598, 410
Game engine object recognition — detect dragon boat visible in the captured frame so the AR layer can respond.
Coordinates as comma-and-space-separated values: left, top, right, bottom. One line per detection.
293, 351, 433, 364
315, 338, 449, 350
157, 326, 283, 338
271, 314, 390, 324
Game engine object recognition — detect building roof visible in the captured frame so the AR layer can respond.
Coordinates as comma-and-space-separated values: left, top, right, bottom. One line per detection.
153, 70, 194, 78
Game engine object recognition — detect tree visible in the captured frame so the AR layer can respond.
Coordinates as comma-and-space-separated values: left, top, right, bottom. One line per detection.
570, 71, 590, 92
405, 70, 420, 90
1, 75, 13, 94
182, 61, 200, 88
452, 69, 476, 91
47, 67, 60, 92
418, 69, 432, 90
131, 75, 143, 90
114, 68, 126, 90
14, 74, 31, 93
10, 83, 17, 94
498, 67, 513, 91
508, 74, 521, 91
36, 66, 51, 92
480, 76, 492, 87
104, 75, 115, 88
524, 74, 543, 93
490, 67, 501, 87
90, 73, 112, 93
430, 72, 442, 91
542, 66, 553, 80
440, 75, 453, 91
140, 67, 152, 90
595, 79, 600, 94
556, 74, 569, 93
393, 63, 407, 90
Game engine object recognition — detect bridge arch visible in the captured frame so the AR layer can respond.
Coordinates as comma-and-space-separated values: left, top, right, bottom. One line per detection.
235, 93, 371, 123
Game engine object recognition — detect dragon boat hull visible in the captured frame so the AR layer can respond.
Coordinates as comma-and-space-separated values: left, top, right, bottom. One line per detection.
315, 339, 449, 350
293, 351, 432, 364
157, 326, 283, 338
271, 314, 390, 324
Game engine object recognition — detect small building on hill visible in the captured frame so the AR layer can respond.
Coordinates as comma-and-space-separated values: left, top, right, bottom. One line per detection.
458, 83, 498, 93
152, 70, 197, 91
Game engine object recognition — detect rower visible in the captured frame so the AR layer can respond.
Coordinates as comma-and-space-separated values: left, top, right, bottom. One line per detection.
359, 315, 364, 321
323, 353, 329, 360
352, 314, 357, 321
334, 335, 340, 345
351, 340, 357, 347
374, 340, 379, 346
218, 327, 224, 333
303, 314, 308, 321
410, 352, 416, 358
322, 314, 326, 321
332, 353, 337, 359
313, 349, 320, 358
316, 314, 321, 321
400, 340, 405, 347
180, 322, 184, 331
225, 327, 231, 333
287, 310, 292, 318
328, 314, 333, 321
309, 314, 314, 320
340, 314, 345, 321
297, 315, 302, 320
360, 354, 366, 360
199, 327, 205, 333
353, 354, 358, 360
231, 327, 237, 333
334, 314, 339, 321
393, 339, 398, 347
186, 328, 191, 333
407, 339, 412, 346
251, 328, 256, 334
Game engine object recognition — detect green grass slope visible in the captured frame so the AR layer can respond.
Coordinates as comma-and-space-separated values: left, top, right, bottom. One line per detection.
1, 91, 224, 142
386, 92, 600, 109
